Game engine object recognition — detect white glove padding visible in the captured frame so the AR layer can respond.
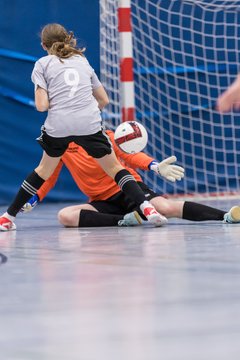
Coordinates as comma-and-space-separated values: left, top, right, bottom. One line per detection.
150, 156, 185, 182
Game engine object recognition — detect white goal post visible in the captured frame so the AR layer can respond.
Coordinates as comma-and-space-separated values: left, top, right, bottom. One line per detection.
100, 0, 240, 198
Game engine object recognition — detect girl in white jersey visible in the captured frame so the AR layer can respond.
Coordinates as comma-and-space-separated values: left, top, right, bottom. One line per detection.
0, 23, 168, 231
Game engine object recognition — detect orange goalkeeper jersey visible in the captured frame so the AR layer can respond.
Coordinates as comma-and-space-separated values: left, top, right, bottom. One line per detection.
37, 130, 154, 202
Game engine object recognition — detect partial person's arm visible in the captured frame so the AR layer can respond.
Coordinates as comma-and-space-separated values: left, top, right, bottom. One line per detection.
35, 87, 49, 112
216, 73, 240, 113
31, 60, 49, 111
93, 85, 109, 110
91, 70, 109, 110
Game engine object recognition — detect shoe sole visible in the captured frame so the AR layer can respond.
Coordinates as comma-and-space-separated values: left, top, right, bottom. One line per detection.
148, 214, 167, 227
118, 211, 143, 227
133, 211, 143, 225
0, 224, 16, 231
230, 206, 240, 222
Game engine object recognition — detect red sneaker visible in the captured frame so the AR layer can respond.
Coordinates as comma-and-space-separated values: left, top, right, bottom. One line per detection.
0, 216, 16, 231
141, 202, 168, 227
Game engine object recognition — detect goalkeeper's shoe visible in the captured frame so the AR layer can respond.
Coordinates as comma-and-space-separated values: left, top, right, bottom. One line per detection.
118, 211, 144, 227
223, 206, 240, 224
0, 216, 16, 231
140, 201, 168, 227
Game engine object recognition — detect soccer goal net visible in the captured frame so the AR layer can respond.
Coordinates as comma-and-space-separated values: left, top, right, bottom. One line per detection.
100, 0, 240, 198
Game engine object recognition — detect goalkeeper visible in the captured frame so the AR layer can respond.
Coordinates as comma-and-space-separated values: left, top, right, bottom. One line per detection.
22, 130, 240, 227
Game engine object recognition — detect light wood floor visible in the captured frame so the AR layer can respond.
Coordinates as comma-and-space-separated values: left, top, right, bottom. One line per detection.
0, 200, 240, 360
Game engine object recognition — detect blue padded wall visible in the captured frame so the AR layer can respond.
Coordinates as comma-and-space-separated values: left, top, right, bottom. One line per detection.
0, 0, 99, 204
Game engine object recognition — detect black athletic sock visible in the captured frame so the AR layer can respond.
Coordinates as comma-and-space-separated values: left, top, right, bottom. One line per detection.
7, 171, 45, 217
79, 210, 123, 227
182, 201, 225, 221
114, 169, 146, 206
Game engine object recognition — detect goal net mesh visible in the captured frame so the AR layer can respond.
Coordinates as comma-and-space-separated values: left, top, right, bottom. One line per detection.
100, 0, 240, 197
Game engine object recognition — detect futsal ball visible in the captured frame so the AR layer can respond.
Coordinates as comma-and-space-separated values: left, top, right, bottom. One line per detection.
114, 121, 148, 154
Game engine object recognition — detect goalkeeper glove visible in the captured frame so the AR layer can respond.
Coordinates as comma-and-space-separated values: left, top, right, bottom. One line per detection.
21, 194, 39, 213
149, 156, 184, 182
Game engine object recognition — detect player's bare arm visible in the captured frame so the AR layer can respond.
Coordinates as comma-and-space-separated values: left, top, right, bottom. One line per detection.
35, 86, 49, 112
93, 86, 109, 110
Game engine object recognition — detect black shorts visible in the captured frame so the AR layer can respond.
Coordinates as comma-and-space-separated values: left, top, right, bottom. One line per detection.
90, 182, 160, 215
36, 127, 112, 158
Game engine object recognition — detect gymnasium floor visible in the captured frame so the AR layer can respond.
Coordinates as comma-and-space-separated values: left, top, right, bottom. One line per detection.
1, 199, 240, 360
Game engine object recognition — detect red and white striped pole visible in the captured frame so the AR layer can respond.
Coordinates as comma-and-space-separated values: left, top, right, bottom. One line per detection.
118, 0, 135, 122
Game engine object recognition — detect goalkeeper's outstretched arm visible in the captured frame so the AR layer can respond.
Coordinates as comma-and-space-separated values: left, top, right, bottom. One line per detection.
110, 130, 184, 182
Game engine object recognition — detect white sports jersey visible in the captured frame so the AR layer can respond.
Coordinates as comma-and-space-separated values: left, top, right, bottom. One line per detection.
31, 54, 102, 137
